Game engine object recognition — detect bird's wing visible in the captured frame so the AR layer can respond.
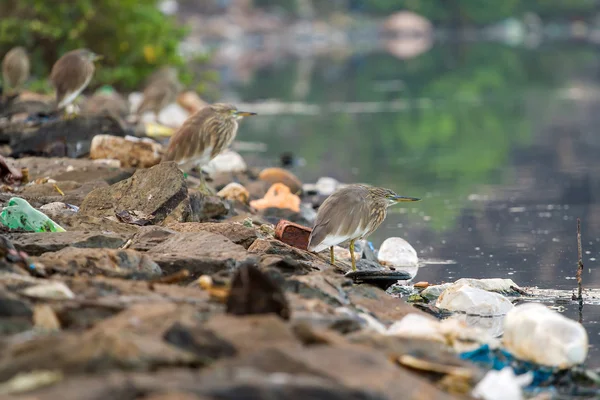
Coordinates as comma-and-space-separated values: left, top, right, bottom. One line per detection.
308, 185, 370, 252
136, 80, 176, 115
163, 107, 212, 164
50, 53, 93, 102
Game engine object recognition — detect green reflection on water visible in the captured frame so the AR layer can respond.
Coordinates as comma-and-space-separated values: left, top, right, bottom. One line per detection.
235, 43, 597, 232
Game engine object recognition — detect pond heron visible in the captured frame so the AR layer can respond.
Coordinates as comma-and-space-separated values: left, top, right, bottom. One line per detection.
2, 47, 30, 95
50, 49, 102, 111
162, 103, 256, 179
308, 184, 420, 271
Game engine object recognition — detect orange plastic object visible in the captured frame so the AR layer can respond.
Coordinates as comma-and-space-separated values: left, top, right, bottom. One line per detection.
250, 183, 301, 212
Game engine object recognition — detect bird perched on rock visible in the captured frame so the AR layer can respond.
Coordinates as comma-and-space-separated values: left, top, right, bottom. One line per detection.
50, 48, 102, 112
162, 103, 256, 183
308, 184, 420, 271
136, 66, 182, 123
2, 47, 30, 96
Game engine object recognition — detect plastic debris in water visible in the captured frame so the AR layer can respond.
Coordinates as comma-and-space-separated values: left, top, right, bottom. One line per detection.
250, 183, 301, 212
0, 197, 66, 232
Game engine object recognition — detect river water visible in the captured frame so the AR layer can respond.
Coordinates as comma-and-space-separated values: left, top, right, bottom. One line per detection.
223, 41, 600, 368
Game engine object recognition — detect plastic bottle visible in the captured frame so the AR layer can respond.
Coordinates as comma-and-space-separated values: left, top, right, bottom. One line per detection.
0, 197, 66, 232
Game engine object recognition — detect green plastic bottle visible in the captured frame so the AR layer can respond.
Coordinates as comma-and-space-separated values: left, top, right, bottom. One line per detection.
0, 197, 66, 232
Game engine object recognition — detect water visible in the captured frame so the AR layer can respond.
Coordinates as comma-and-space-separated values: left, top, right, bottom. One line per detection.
224, 41, 600, 367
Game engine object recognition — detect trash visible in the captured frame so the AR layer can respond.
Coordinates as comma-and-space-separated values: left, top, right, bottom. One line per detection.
217, 182, 250, 204
377, 237, 419, 267
226, 264, 290, 320
0, 197, 66, 232
436, 281, 514, 316
39, 202, 79, 214
387, 313, 446, 343
472, 367, 532, 400
258, 167, 303, 194
177, 90, 208, 114
143, 121, 175, 138
421, 283, 453, 301
274, 219, 312, 250
90, 134, 163, 168
22, 281, 75, 300
503, 303, 588, 368
250, 183, 301, 213
203, 150, 247, 176
0, 370, 64, 395
450, 278, 523, 296
315, 177, 340, 196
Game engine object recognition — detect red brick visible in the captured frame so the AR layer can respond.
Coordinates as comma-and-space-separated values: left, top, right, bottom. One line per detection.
275, 220, 312, 250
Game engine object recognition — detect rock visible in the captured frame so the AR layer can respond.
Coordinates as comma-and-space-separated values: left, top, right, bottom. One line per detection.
7, 231, 130, 256
187, 191, 230, 222
436, 283, 514, 316
44, 214, 140, 236
377, 237, 418, 267
129, 226, 177, 252
36, 247, 162, 278
226, 264, 290, 320
346, 285, 423, 324
0, 293, 32, 317
258, 168, 302, 194
203, 150, 247, 176
503, 303, 588, 368
386, 313, 446, 343
250, 183, 300, 213
165, 222, 257, 249
21, 281, 75, 300
18, 181, 108, 207
90, 135, 163, 168
421, 283, 452, 301
80, 162, 188, 224
177, 91, 208, 114
217, 182, 249, 204
33, 304, 61, 331
147, 231, 257, 278
274, 219, 311, 250
10, 157, 133, 186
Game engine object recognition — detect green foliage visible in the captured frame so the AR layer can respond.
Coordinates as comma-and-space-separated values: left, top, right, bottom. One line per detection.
0, 0, 188, 90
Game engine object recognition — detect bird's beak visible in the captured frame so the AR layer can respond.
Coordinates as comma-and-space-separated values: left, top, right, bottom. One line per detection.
92, 54, 104, 62
392, 196, 420, 203
235, 111, 257, 117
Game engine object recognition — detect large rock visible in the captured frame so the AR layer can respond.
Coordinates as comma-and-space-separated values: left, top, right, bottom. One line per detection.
147, 231, 258, 277
165, 222, 257, 249
36, 247, 162, 278
80, 162, 188, 224
7, 231, 130, 256
90, 134, 163, 168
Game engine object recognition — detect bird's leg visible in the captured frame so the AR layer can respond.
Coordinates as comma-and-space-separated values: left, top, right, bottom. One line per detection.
350, 239, 356, 271
330, 246, 335, 265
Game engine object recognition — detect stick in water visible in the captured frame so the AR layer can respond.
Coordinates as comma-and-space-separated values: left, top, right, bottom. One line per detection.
576, 218, 584, 322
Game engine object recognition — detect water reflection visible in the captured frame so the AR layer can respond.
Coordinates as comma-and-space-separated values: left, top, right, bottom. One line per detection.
227, 42, 600, 367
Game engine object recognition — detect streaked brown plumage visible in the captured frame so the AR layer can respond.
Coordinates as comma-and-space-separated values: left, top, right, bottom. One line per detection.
308, 184, 420, 271
2, 47, 30, 94
136, 67, 182, 120
50, 49, 101, 110
82, 87, 129, 119
162, 103, 256, 172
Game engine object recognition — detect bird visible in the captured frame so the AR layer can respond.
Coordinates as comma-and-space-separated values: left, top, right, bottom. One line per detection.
2, 47, 30, 96
162, 103, 256, 183
50, 48, 102, 112
307, 184, 420, 271
82, 85, 129, 120
136, 66, 182, 123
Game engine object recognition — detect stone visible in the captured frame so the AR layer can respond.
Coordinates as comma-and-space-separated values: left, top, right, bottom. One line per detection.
217, 182, 249, 204
90, 134, 163, 168
33, 304, 61, 331
129, 226, 177, 252
274, 219, 311, 250
503, 303, 588, 368
202, 150, 247, 176
165, 222, 257, 249
377, 237, 418, 267
226, 265, 290, 320
7, 231, 130, 256
21, 281, 75, 300
420, 283, 452, 301
36, 247, 162, 278
436, 283, 514, 316
44, 214, 140, 236
147, 231, 257, 278
80, 162, 188, 224
187, 191, 230, 222
346, 284, 421, 324
0, 292, 32, 317
258, 167, 303, 194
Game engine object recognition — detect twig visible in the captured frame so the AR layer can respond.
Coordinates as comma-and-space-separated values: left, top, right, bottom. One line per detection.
148, 269, 190, 290
577, 218, 584, 322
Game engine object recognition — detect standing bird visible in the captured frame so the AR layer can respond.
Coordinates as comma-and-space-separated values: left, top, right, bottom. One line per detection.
50, 49, 102, 111
136, 67, 182, 123
2, 47, 30, 96
162, 103, 256, 181
308, 184, 420, 271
